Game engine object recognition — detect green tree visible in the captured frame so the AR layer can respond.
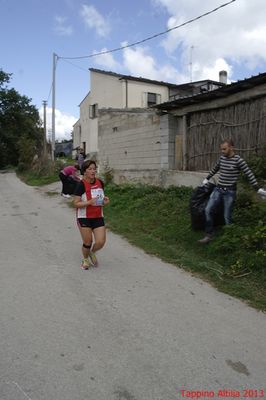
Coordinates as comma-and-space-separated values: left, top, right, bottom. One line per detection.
0, 69, 43, 168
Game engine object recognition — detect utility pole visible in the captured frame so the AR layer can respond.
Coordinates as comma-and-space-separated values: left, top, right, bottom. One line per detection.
51, 52, 58, 161
42, 100, 47, 158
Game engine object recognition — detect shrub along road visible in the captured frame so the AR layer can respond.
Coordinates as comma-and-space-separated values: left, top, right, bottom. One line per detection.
0, 172, 265, 400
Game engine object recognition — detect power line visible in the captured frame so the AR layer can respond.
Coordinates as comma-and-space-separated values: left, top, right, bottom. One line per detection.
45, 55, 88, 103
46, 83, 53, 103
46, 0, 237, 101
60, 58, 89, 72
59, 0, 236, 61
46, 0, 237, 143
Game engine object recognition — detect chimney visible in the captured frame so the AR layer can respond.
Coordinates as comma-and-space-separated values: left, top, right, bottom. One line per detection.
219, 70, 227, 84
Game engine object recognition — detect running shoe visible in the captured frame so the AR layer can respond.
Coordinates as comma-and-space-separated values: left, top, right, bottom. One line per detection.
88, 251, 98, 267
81, 258, 90, 270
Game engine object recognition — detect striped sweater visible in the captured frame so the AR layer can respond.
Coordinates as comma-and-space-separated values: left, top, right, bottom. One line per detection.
207, 154, 258, 189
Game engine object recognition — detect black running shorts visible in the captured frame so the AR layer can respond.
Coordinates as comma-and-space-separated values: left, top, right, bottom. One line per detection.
77, 217, 105, 230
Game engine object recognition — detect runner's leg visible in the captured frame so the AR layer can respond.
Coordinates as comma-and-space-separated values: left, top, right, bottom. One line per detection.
92, 226, 106, 252
78, 226, 93, 259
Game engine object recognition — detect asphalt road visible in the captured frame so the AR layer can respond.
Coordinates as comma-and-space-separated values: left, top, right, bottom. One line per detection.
0, 172, 265, 400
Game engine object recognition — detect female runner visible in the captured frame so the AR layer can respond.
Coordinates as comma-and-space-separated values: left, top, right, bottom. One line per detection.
73, 160, 110, 269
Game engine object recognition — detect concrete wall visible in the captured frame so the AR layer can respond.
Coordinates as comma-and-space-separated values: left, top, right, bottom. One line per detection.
98, 109, 161, 170
112, 169, 211, 188
97, 108, 216, 188
160, 170, 218, 188
98, 110, 180, 172
159, 114, 180, 170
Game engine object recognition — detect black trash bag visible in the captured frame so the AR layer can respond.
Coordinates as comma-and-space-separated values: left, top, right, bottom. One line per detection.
190, 183, 224, 231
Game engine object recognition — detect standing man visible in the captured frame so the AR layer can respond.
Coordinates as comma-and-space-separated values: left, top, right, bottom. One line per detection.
78, 148, 85, 173
198, 139, 265, 244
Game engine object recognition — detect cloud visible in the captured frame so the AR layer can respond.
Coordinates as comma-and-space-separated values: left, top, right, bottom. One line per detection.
54, 16, 73, 36
193, 58, 233, 83
121, 44, 232, 86
122, 45, 187, 84
80, 4, 111, 37
123, 45, 156, 79
92, 48, 119, 69
152, 0, 266, 79
39, 107, 77, 141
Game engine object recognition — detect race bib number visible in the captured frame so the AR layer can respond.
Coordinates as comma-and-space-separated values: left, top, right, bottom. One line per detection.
91, 188, 104, 206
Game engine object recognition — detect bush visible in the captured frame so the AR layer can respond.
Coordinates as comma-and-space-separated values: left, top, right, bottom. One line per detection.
18, 137, 36, 168
246, 152, 266, 181
235, 190, 254, 208
16, 162, 27, 172
239, 151, 266, 187
243, 223, 266, 252
100, 165, 114, 185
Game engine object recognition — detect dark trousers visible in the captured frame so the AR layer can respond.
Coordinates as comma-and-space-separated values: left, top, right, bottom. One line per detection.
59, 172, 77, 195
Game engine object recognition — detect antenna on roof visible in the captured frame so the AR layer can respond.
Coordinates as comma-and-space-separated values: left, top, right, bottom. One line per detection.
189, 45, 194, 82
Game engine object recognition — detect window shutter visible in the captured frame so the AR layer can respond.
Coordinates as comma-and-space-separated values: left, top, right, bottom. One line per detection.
89, 105, 93, 119
141, 92, 148, 107
156, 94, 161, 104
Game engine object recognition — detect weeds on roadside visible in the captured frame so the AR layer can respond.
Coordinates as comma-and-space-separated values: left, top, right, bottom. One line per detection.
17, 158, 67, 186
104, 183, 266, 310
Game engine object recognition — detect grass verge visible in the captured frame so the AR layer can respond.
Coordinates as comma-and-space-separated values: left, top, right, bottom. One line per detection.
103, 183, 266, 311
17, 170, 59, 186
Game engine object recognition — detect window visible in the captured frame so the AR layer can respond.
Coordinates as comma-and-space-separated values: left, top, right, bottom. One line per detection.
142, 92, 162, 107
89, 103, 98, 119
147, 92, 157, 106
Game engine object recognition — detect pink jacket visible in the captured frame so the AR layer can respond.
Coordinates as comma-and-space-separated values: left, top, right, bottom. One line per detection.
62, 166, 79, 179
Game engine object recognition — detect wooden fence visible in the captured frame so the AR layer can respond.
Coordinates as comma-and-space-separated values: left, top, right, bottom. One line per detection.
186, 97, 266, 171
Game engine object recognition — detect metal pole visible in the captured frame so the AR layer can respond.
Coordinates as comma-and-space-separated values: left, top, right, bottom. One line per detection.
182, 114, 187, 171
51, 52, 57, 161
189, 45, 194, 83
42, 100, 47, 158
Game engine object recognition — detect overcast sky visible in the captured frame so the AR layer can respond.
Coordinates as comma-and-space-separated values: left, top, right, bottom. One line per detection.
1, 0, 266, 140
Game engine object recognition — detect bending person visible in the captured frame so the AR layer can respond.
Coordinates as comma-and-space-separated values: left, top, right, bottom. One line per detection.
59, 164, 80, 198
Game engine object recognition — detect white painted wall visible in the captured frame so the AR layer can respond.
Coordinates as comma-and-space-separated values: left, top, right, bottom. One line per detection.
74, 70, 172, 154
73, 120, 81, 151
126, 80, 169, 107
91, 73, 123, 108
